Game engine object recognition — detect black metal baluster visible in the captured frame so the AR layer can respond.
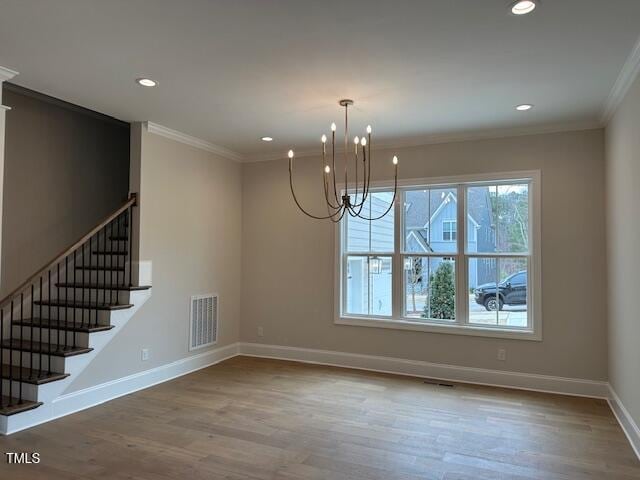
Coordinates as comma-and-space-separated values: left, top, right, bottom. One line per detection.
30, 285, 35, 380
92, 235, 98, 327
73, 250, 77, 348
113, 217, 118, 304
96, 229, 102, 326
19, 293, 23, 404
64, 256, 68, 351
101, 227, 106, 324
128, 207, 133, 287
47, 270, 51, 374
109, 223, 113, 304
9, 300, 14, 405
56, 263, 61, 352
80, 243, 91, 327
39, 276, 43, 378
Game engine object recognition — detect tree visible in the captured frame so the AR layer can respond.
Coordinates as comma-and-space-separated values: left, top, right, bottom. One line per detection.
423, 261, 455, 320
406, 257, 423, 314
490, 187, 529, 252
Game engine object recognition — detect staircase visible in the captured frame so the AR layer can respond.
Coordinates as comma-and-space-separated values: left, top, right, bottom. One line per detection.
0, 194, 151, 434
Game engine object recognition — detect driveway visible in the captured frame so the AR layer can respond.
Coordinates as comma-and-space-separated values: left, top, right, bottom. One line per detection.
404, 294, 527, 327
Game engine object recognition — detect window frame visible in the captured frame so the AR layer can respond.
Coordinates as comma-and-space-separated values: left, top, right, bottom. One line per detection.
334, 170, 542, 341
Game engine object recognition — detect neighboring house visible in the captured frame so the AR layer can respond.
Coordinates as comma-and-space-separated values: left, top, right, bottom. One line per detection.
404, 188, 496, 289
346, 188, 497, 316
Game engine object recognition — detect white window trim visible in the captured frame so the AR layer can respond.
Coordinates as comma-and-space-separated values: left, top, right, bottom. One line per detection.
334, 170, 542, 341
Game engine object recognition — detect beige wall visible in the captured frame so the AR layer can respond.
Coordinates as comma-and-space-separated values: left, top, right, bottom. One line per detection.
1, 84, 130, 296
68, 125, 242, 391
241, 129, 607, 381
606, 75, 640, 424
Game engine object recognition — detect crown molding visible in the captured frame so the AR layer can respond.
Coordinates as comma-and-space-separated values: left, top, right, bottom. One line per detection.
0, 66, 18, 83
601, 33, 640, 124
244, 120, 601, 163
145, 122, 244, 162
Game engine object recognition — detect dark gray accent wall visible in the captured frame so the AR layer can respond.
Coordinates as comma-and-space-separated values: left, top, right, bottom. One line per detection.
1, 83, 130, 296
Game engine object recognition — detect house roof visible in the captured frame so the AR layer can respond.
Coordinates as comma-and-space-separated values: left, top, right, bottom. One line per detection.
404, 188, 489, 230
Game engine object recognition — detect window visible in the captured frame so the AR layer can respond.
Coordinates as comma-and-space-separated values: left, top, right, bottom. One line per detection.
442, 220, 457, 241
343, 191, 394, 317
336, 172, 541, 340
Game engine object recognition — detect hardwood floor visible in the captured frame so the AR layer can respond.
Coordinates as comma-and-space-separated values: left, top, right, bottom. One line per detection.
1, 356, 638, 479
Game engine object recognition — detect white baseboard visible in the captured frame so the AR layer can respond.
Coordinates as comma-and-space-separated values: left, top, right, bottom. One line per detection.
607, 385, 640, 460
2, 342, 240, 435
238, 342, 609, 399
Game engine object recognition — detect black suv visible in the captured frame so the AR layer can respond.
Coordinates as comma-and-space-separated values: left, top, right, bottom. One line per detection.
474, 270, 527, 311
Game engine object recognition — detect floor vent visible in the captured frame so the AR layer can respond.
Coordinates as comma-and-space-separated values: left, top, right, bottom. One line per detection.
423, 379, 455, 388
189, 294, 218, 350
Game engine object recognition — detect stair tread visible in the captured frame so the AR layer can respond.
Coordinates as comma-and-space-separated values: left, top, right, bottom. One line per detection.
0, 365, 69, 385
12, 318, 114, 333
75, 265, 125, 271
1, 339, 93, 357
0, 397, 42, 416
56, 283, 150, 291
34, 300, 132, 310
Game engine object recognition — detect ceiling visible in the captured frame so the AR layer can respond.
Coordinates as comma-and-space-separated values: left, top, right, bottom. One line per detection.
1, 0, 639, 161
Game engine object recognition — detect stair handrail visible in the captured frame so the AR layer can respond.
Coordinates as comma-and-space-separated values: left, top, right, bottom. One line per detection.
0, 193, 137, 308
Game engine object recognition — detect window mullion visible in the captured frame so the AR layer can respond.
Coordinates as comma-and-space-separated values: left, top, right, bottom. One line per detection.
457, 184, 467, 326
392, 190, 403, 319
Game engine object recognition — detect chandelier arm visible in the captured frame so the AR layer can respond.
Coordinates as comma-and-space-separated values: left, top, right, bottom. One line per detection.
346, 203, 362, 217
289, 159, 344, 220
322, 132, 342, 209
323, 170, 341, 210
351, 145, 369, 209
326, 206, 348, 224
321, 142, 341, 209
331, 130, 340, 206
353, 141, 359, 206
352, 166, 398, 221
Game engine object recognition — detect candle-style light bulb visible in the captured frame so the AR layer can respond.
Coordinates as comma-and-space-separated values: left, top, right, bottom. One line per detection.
331, 123, 337, 132
366, 125, 372, 134
324, 165, 331, 174
392, 155, 398, 165
288, 150, 294, 159
321, 134, 327, 143
354, 136, 359, 144
361, 137, 367, 146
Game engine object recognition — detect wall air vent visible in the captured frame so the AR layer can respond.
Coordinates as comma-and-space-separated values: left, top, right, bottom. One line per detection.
189, 294, 218, 350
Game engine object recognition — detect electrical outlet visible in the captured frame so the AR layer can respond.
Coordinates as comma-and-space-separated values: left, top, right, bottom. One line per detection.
141, 348, 150, 361
257, 326, 264, 337
497, 348, 506, 361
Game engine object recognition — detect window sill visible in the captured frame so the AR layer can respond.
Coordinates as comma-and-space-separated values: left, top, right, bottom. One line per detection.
335, 316, 542, 341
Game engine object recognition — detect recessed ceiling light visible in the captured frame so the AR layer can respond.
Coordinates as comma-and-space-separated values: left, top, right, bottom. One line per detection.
136, 78, 157, 87
261, 136, 273, 142
510, 0, 537, 15
516, 104, 534, 111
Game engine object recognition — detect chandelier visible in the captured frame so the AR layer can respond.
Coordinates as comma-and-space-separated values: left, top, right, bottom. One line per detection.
288, 99, 398, 223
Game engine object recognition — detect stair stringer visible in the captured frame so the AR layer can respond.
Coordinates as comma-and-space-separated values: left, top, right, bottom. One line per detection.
0, 288, 151, 435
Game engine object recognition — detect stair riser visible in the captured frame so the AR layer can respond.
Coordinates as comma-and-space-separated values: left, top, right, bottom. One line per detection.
11, 327, 90, 348
29, 308, 112, 325
0, 379, 39, 402
72, 270, 130, 284
52, 289, 132, 304
2, 351, 66, 373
